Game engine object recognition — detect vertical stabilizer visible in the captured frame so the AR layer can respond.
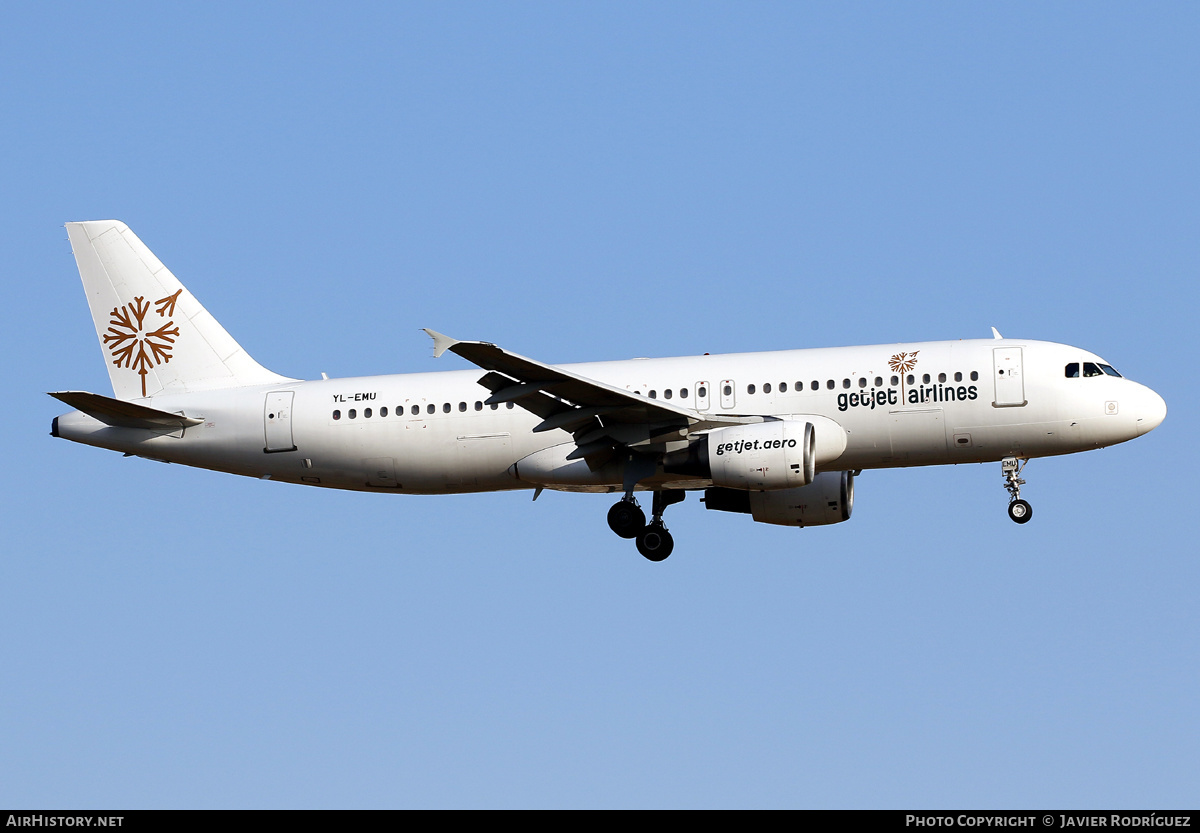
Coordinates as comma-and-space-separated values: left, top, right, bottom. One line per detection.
66, 220, 292, 400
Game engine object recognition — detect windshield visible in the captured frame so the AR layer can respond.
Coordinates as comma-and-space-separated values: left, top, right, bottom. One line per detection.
1068, 361, 1122, 379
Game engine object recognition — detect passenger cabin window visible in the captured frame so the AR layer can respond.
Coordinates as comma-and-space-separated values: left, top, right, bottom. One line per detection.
907, 374, 914, 385
722, 385, 731, 396
970, 371, 979, 381
874, 377, 882, 387
938, 373, 946, 383
858, 378, 866, 388
458, 402, 467, 412
953, 372, 962, 383
779, 382, 787, 392
349, 409, 357, 419
680, 388, 688, 399
1065, 363, 1080, 378
747, 384, 756, 395
826, 380, 835, 390
697, 386, 707, 397
364, 408, 372, 418
922, 374, 931, 384
380, 407, 388, 417
427, 404, 435, 414
411, 405, 419, 415
333, 410, 341, 420
811, 381, 819, 391
648, 390, 657, 399
891, 375, 899, 386
490, 403, 498, 410
506, 402, 514, 409
763, 383, 772, 394
475, 401, 483, 411
664, 389, 673, 399
842, 379, 851, 389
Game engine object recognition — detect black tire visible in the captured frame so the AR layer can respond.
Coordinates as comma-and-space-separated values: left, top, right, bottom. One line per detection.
1008, 499, 1033, 524
636, 522, 674, 561
607, 501, 646, 539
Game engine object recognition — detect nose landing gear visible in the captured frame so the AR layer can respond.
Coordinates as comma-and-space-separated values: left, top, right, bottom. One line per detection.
1001, 457, 1033, 524
608, 489, 684, 560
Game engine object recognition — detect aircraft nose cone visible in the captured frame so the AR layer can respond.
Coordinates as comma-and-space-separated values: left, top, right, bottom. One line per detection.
1136, 388, 1166, 436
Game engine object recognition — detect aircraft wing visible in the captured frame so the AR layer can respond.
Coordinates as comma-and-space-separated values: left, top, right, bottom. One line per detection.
423, 330, 756, 464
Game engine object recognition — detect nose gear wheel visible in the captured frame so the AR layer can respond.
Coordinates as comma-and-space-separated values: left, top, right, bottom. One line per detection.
1007, 499, 1033, 523
1001, 457, 1032, 524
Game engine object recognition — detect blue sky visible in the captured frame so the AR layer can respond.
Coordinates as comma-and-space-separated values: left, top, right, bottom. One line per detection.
2, 2, 1197, 808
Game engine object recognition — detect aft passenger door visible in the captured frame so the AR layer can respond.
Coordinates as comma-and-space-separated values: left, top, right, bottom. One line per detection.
264, 391, 297, 453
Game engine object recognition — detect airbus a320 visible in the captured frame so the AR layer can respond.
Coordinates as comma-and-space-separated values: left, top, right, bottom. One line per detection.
50, 221, 1167, 560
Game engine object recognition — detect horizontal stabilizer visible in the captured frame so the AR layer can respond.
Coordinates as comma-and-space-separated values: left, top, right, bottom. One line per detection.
48, 391, 203, 431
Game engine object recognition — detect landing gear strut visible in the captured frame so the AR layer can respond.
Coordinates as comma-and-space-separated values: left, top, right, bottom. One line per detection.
608, 489, 684, 560
1001, 457, 1033, 524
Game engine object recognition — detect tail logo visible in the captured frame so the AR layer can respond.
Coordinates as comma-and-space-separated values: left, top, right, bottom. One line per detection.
102, 289, 183, 397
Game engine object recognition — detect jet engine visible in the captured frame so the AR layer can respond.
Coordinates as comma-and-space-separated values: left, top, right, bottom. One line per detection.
702, 471, 855, 527
663, 417, 847, 491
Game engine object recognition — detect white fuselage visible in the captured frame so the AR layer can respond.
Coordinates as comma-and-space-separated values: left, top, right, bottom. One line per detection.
54, 338, 1166, 496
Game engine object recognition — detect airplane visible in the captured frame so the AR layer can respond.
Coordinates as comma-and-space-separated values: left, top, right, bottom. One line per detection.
49, 220, 1167, 561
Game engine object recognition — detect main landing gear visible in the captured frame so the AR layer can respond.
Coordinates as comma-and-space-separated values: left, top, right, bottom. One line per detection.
1001, 457, 1033, 524
607, 490, 685, 561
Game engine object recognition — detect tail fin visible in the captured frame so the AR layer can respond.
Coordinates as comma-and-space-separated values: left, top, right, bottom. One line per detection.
67, 220, 292, 400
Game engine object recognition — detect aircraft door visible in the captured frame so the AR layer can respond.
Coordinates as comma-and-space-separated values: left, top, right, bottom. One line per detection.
696, 381, 710, 411
720, 380, 736, 410
264, 391, 297, 453
993, 347, 1027, 407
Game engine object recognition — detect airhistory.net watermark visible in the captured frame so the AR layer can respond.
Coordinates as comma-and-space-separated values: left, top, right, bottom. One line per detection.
6, 817, 123, 827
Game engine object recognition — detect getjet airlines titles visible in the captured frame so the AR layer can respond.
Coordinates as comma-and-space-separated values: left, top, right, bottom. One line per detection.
50, 221, 1167, 561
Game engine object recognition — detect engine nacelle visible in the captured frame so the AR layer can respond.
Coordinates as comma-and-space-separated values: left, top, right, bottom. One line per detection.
708, 420, 815, 489
703, 471, 855, 527
664, 416, 847, 490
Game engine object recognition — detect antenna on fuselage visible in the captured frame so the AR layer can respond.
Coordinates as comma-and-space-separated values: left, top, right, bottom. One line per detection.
991, 327, 1003, 339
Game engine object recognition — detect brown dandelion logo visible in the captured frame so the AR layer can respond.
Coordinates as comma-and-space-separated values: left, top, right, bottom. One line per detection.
889, 351, 919, 402
102, 291, 183, 397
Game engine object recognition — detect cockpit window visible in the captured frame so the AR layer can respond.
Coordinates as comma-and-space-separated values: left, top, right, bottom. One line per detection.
1099, 364, 1122, 377
1065, 363, 1080, 378
1083, 362, 1105, 378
